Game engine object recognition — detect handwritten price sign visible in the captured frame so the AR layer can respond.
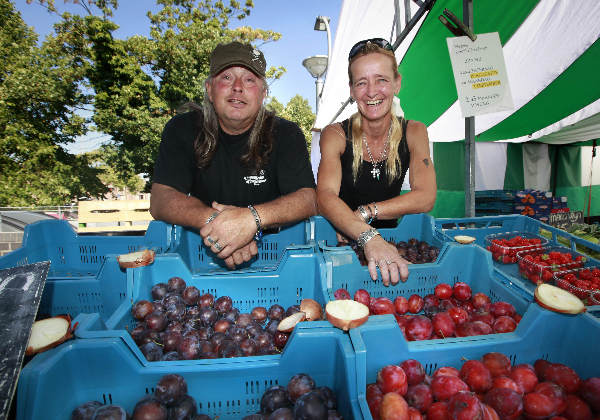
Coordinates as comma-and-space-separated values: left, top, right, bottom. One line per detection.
447, 32, 514, 118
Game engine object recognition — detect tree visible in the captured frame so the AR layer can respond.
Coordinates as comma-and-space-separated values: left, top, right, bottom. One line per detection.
281, 95, 315, 152
265, 97, 284, 115
33, 0, 284, 184
0, 0, 106, 206
86, 145, 145, 193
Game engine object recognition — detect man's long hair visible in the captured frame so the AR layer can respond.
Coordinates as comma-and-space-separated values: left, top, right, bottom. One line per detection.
188, 77, 275, 172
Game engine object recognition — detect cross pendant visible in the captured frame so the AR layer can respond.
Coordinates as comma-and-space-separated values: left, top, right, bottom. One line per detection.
371, 167, 380, 180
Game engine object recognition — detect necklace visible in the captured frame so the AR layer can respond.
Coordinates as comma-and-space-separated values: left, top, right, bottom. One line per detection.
362, 125, 392, 180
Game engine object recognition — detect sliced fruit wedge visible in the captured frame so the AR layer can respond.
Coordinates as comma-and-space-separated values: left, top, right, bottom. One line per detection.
534, 283, 586, 314
26, 315, 76, 355
454, 235, 476, 244
277, 311, 307, 333
325, 299, 369, 331
117, 249, 155, 269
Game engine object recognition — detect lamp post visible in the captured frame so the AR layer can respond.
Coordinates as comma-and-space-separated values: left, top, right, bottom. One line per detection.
302, 55, 328, 113
302, 15, 331, 114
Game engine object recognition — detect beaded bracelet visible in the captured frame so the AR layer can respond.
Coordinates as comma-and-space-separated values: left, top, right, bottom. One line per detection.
368, 202, 378, 221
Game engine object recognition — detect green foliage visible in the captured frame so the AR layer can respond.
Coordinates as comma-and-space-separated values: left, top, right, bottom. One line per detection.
5, 0, 301, 205
86, 145, 145, 192
0, 0, 106, 205
265, 97, 284, 115
40, 0, 283, 181
267, 95, 315, 152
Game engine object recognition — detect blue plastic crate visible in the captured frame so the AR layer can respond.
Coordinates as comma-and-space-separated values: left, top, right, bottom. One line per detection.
320, 241, 531, 312
170, 220, 312, 273
318, 243, 536, 339
0, 219, 173, 278
349, 306, 600, 420
435, 216, 600, 316
36, 254, 130, 319
74, 248, 332, 365
17, 323, 361, 420
311, 214, 447, 263
435, 215, 600, 254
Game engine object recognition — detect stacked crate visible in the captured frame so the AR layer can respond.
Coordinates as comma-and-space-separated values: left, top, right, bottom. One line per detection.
475, 190, 516, 216
514, 189, 553, 223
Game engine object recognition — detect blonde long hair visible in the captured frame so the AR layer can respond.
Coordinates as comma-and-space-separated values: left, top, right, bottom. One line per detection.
348, 42, 403, 184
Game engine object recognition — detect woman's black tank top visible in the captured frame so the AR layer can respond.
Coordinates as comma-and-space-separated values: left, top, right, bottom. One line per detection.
338, 116, 410, 228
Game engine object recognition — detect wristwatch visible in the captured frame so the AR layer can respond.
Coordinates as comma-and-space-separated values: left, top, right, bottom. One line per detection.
357, 228, 381, 248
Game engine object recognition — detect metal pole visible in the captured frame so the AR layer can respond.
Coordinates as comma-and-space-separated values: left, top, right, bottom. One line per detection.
323, 18, 332, 74
463, 0, 476, 218
315, 78, 324, 114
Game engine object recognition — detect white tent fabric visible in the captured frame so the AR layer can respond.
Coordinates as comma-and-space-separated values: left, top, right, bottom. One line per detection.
502, 99, 600, 144
475, 142, 507, 190
523, 143, 552, 191
427, 0, 600, 143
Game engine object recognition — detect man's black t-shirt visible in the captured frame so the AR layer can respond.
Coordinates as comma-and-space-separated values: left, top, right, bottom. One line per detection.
153, 111, 315, 207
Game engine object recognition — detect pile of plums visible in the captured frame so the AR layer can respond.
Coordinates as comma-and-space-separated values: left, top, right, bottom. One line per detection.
343, 238, 440, 266
71, 374, 212, 420
130, 276, 301, 361
334, 281, 522, 340
241, 373, 344, 419
367, 353, 600, 420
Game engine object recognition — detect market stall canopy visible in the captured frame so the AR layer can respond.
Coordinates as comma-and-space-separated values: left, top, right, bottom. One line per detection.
314, 0, 600, 145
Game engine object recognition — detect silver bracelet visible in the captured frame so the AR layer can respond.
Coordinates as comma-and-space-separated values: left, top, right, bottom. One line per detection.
205, 211, 219, 224
357, 228, 381, 248
247, 205, 263, 241
369, 202, 378, 221
357, 205, 370, 223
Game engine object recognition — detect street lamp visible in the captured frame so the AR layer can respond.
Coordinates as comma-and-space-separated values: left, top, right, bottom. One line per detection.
302, 15, 331, 114
314, 16, 332, 70
302, 55, 328, 113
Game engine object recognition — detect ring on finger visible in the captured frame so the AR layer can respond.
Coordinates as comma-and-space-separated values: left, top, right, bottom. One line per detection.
207, 235, 215, 245
213, 241, 223, 252
386, 260, 394, 265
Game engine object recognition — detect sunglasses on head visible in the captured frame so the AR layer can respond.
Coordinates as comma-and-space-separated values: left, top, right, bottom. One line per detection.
348, 38, 393, 61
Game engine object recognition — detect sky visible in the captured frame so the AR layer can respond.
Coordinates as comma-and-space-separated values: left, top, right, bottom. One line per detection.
14, 0, 343, 153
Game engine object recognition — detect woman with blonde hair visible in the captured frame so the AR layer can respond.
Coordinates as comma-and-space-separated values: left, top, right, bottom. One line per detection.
317, 38, 437, 286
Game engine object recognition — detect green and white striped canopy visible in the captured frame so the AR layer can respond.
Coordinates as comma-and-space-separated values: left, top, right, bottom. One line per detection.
400, 0, 600, 145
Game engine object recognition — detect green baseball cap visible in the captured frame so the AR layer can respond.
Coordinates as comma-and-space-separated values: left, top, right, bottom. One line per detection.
209, 41, 266, 78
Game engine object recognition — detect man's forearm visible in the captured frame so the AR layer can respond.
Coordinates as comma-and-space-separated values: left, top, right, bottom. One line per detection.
254, 188, 317, 230
150, 183, 214, 228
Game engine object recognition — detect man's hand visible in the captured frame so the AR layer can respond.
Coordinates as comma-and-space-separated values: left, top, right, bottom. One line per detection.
199, 202, 257, 264
223, 241, 259, 269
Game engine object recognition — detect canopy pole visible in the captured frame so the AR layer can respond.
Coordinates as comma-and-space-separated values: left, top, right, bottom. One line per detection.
463, 0, 476, 218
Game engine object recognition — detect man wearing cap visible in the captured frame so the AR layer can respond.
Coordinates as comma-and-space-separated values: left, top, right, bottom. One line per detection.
150, 41, 316, 269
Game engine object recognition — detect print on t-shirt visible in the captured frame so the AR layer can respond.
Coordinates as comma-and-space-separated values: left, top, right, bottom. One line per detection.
244, 169, 267, 186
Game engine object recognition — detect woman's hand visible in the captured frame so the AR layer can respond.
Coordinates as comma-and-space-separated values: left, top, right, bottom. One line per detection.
363, 236, 410, 286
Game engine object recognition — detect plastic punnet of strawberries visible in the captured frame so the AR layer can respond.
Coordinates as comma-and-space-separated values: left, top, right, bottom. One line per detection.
517, 248, 586, 285
486, 235, 545, 264
554, 267, 600, 304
